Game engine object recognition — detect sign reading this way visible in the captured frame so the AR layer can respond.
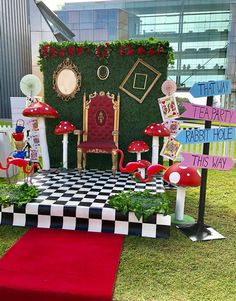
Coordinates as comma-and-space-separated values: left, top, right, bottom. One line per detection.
180, 103, 236, 124
181, 152, 234, 171
176, 127, 236, 144
190, 80, 231, 98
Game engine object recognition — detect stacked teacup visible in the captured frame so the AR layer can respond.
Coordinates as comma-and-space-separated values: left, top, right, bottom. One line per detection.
12, 119, 26, 159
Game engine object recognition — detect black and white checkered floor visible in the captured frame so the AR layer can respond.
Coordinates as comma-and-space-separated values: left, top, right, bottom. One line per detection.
0, 170, 171, 238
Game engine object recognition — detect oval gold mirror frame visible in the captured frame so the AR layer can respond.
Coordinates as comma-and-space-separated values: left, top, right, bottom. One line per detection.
97, 65, 109, 81
53, 58, 81, 101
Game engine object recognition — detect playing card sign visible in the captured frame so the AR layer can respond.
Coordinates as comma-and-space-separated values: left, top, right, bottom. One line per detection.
160, 137, 182, 160
162, 119, 180, 136
158, 95, 180, 121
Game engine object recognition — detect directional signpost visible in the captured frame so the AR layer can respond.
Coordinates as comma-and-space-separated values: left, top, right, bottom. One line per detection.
180, 103, 236, 124
181, 153, 234, 171
178, 80, 235, 241
176, 127, 236, 145
189, 80, 231, 98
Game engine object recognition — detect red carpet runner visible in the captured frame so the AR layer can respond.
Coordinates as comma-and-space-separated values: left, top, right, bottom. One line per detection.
0, 228, 124, 301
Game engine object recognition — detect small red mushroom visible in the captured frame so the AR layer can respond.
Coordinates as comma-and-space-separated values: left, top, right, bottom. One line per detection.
163, 163, 201, 223
54, 121, 76, 169
128, 141, 149, 160
22, 101, 58, 170
144, 123, 170, 165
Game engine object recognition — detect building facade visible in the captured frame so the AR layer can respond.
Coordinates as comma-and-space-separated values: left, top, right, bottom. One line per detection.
0, 0, 74, 119
0, 0, 32, 119
56, 0, 236, 105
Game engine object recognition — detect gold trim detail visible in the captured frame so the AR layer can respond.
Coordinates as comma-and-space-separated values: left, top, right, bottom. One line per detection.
97, 65, 110, 80
119, 58, 161, 104
53, 58, 81, 102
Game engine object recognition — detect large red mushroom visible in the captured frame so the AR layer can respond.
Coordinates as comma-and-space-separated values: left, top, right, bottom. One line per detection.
163, 163, 201, 224
144, 123, 170, 164
54, 121, 76, 169
22, 101, 58, 170
128, 141, 149, 178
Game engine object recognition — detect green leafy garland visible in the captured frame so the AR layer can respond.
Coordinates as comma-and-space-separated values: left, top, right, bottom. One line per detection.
38, 37, 174, 70
0, 183, 39, 208
108, 189, 170, 220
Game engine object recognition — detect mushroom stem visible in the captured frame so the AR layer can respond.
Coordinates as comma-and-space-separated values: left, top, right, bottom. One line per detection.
136, 152, 141, 161
175, 186, 186, 221
37, 117, 50, 170
136, 152, 145, 178
152, 136, 159, 165
62, 133, 68, 169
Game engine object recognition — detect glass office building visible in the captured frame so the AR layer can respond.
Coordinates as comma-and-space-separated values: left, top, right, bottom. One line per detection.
55, 0, 236, 99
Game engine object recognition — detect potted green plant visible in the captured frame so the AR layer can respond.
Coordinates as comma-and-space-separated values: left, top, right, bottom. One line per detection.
108, 190, 170, 221
0, 183, 39, 208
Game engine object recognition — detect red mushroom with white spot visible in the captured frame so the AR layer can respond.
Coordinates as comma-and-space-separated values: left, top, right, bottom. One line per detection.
54, 121, 76, 169
163, 163, 201, 224
144, 123, 170, 165
128, 141, 150, 178
22, 101, 58, 170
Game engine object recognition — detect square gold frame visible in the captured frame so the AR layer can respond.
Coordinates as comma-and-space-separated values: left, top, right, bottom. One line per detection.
133, 73, 148, 90
119, 58, 161, 104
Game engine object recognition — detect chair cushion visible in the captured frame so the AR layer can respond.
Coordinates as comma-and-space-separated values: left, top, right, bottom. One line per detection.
87, 95, 114, 141
79, 141, 116, 153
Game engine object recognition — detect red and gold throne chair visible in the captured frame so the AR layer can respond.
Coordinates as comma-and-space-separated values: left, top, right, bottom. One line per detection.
74, 91, 120, 175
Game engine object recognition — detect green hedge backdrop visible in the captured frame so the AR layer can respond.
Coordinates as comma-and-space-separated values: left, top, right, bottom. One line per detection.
39, 39, 173, 169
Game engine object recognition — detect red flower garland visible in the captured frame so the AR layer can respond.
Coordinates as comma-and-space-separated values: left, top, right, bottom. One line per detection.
137, 46, 145, 55
103, 42, 110, 58
157, 46, 164, 55
67, 47, 75, 56
41, 44, 50, 57
147, 48, 155, 56
127, 45, 134, 56
76, 47, 83, 56
120, 46, 125, 56
59, 48, 65, 57
39, 43, 166, 59
96, 46, 101, 58
50, 47, 56, 57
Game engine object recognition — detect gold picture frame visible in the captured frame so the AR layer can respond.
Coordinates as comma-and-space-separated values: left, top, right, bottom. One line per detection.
119, 58, 161, 103
53, 58, 81, 101
97, 65, 110, 80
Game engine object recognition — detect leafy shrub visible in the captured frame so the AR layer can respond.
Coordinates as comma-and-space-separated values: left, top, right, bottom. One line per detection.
108, 190, 170, 220
0, 183, 39, 207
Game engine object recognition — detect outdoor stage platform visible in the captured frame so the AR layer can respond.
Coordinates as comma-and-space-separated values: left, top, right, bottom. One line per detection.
0, 170, 171, 238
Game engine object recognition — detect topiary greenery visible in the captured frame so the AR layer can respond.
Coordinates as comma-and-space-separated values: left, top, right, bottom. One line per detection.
39, 38, 173, 169
108, 189, 170, 220
0, 183, 39, 207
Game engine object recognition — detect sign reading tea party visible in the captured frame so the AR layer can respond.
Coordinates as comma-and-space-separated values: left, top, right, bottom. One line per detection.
180, 103, 236, 124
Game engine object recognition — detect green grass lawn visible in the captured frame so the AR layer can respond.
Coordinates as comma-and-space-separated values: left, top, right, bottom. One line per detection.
0, 168, 236, 301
